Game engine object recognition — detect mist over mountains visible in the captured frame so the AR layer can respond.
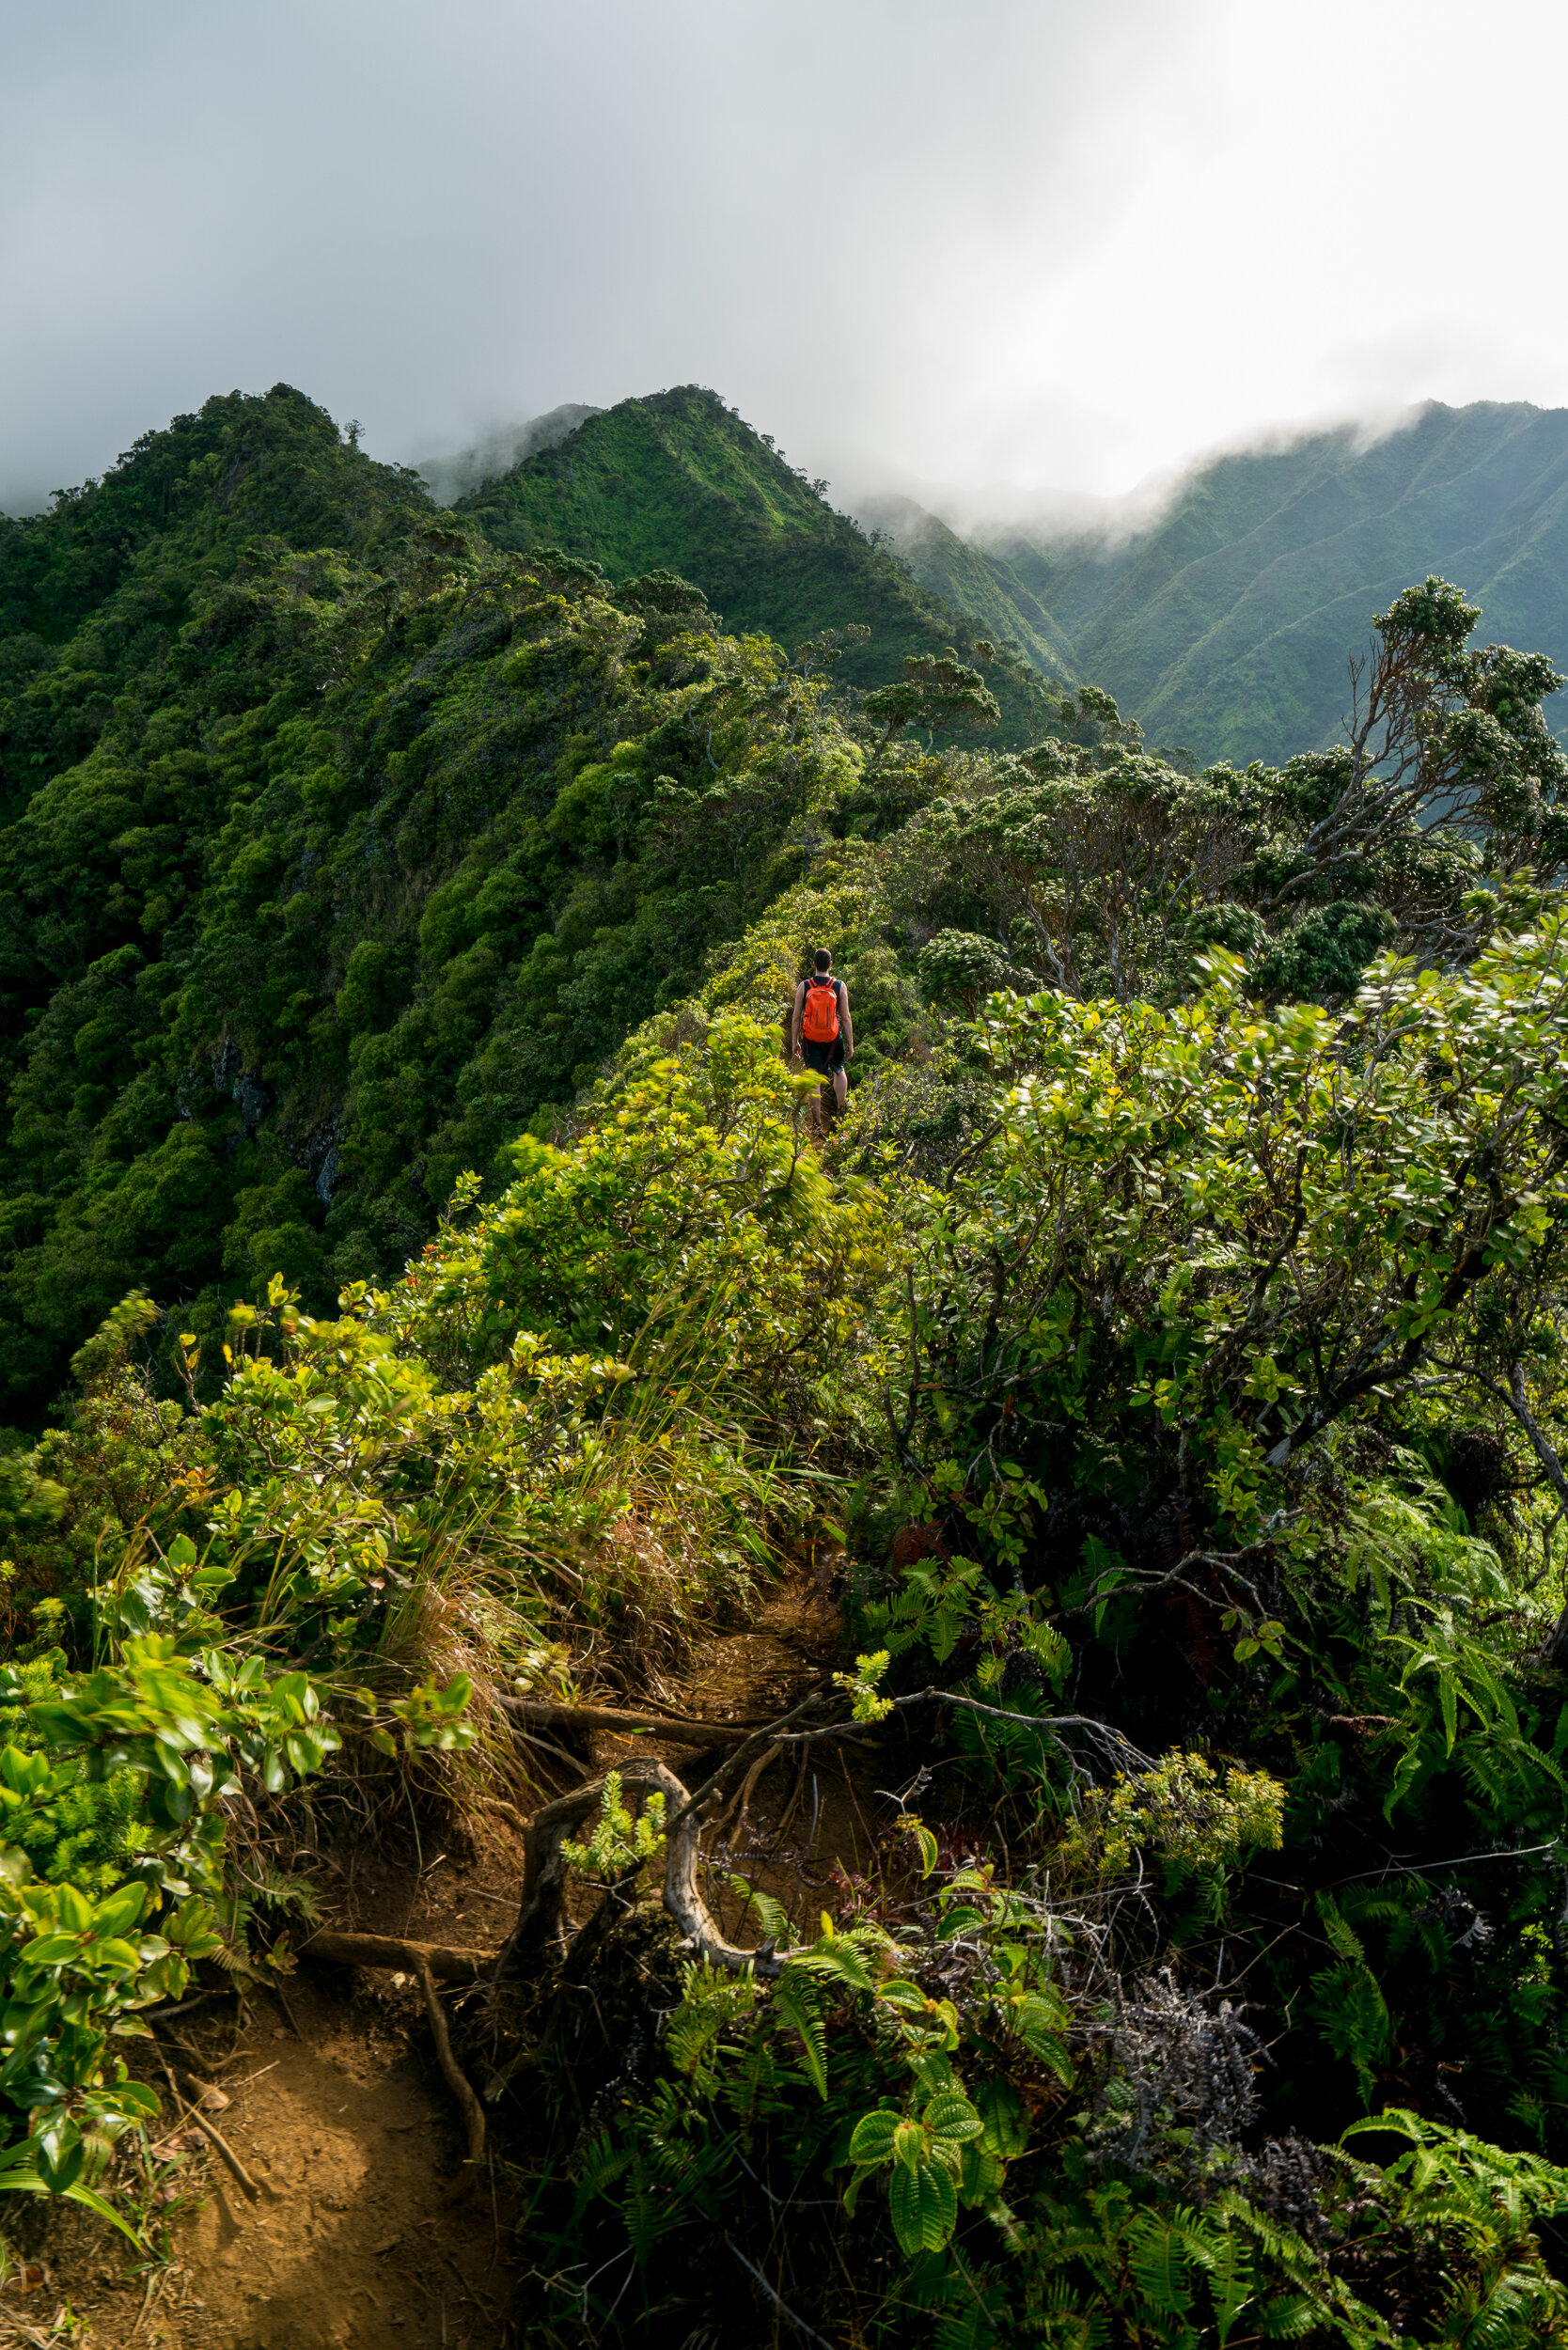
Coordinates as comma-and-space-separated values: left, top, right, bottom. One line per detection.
862, 400, 1568, 762
417, 392, 1568, 763
416, 402, 604, 509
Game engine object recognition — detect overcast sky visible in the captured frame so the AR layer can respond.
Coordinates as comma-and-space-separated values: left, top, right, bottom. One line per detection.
3, 0, 1564, 520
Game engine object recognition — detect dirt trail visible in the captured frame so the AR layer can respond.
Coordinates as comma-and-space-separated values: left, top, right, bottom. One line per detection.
39, 1964, 515, 2350
24, 1557, 893, 2349
588, 1550, 898, 1940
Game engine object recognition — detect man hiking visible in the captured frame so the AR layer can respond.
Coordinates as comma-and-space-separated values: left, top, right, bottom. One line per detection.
790, 948, 853, 1123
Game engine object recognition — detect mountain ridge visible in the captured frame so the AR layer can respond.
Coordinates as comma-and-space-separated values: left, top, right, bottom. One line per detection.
871, 400, 1568, 761
452, 384, 1069, 736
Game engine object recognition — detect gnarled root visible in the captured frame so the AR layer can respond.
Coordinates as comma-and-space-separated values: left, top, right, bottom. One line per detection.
302, 1929, 489, 1982
494, 1752, 788, 1997
415, 1955, 486, 2181
501, 1697, 767, 1747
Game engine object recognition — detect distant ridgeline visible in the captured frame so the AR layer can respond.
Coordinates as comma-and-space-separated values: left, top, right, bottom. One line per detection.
869, 400, 1568, 763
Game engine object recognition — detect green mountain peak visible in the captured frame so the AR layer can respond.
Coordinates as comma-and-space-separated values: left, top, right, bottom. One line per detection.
454, 384, 1071, 731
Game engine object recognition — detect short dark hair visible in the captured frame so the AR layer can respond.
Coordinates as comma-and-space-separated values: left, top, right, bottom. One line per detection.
813, 948, 832, 972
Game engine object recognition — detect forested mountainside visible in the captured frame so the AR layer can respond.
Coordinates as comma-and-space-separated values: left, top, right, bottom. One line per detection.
11, 379, 1568, 2347
876, 400, 1568, 765
855, 489, 1081, 684
0, 381, 1047, 1427
454, 384, 1068, 731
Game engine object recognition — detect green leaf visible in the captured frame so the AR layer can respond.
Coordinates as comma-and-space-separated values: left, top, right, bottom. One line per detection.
772, 1971, 827, 2100
1313, 1892, 1367, 1966
973, 2078, 1029, 2161
876, 1979, 930, 2015
1007, 1992, 1074, 2077
725, 1875, 793, 1948
1126, 2215, 1195, 2316
791, 1937, 877, 1994
55, 1886, 92, 1934
923, 2090, 983, 2144
21, 1934, 88, 1967
847, 2108, 902, 2167
0, 2168, 144, 2246
93, 1885, 149, 1937
887, 2156, 957, 2254
1439, 1668, 1458, 1755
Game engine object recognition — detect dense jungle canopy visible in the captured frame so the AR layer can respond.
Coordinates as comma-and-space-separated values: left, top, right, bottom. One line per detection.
6, 382, 1568, 2345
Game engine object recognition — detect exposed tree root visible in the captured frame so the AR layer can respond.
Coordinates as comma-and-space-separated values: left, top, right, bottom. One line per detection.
708, 1740, 784, 1842
306, 1682, 1133, 2146
500, 1696, 768, 1746
302, 1929, 491, 1982
415, 1955, 486, 2172
156, 2052, 261, 2201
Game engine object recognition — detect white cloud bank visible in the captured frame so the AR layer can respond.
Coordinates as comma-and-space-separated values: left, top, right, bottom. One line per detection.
2, 0, 1564, 515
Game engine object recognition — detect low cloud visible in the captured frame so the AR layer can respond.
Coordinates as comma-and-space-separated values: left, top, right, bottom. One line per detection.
3, 1, 1567, 521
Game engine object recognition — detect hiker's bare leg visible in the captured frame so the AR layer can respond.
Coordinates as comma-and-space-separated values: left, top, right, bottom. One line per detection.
833, 1067, 848, 1116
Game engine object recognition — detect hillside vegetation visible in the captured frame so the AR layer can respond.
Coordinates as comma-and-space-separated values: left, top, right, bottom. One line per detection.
0, 383, 1045, 1426
8, 381, 1568, 2346
457, 385, 1068, 730
880, 400, 1568, 765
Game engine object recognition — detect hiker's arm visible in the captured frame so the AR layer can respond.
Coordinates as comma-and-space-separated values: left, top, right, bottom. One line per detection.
789, 983, 805, 1057
840, 988, 854, 1058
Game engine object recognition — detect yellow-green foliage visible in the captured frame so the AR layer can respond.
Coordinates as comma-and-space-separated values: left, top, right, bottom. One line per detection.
365, 1012, 893, 1419
18, 1014, 901, 1734
1084, 1751, 1287, 1878
0, 1649, 149, 1897
562, 1771, 666, 1881
591, 851, 889, 1091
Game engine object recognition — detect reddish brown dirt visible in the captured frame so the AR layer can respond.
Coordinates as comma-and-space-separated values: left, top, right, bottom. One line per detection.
26, 1961, 516, 2350
17, 1557, 902, 2348
18, 1833, 528, 2350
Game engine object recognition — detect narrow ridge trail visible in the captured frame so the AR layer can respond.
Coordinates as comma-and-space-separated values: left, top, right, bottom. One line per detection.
33, 1555, 888, 2350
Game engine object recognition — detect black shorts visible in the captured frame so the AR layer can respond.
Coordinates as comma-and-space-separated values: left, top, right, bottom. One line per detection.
803, 1036, 845, 1076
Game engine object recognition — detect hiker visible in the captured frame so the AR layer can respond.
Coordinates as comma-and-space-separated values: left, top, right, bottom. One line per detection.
790, 948, 853, 1120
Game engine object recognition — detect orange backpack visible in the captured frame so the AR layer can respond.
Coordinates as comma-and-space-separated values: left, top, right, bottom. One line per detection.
801, 976, 840, 1043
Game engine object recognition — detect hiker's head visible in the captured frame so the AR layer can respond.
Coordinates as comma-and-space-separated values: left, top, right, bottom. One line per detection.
813, 949, 832, 973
